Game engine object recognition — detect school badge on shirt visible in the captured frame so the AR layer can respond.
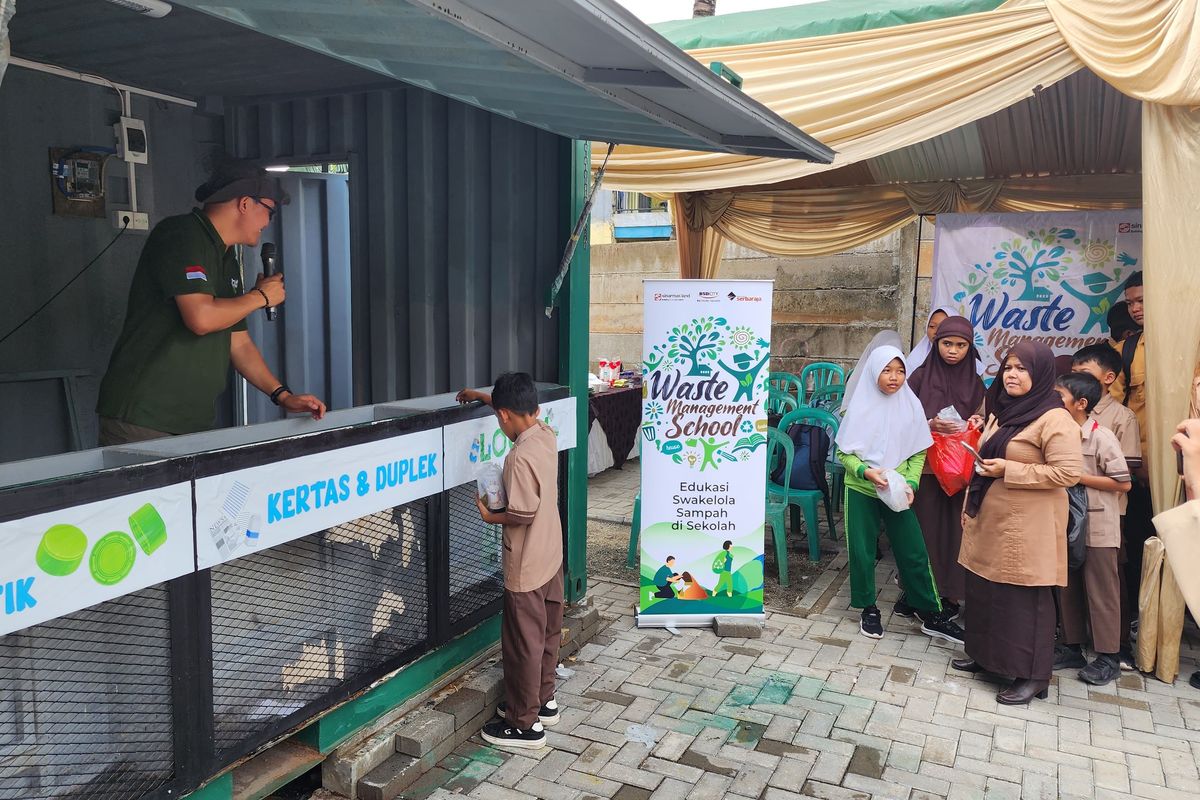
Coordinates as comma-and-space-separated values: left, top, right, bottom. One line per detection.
185, 266, 208, 282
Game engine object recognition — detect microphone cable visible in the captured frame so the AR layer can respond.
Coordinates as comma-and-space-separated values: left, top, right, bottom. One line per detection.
0, 220, 130, 348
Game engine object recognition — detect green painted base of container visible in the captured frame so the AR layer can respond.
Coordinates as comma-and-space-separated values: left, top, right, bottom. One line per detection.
298, 614, 501, 753
181, 772, 232, 800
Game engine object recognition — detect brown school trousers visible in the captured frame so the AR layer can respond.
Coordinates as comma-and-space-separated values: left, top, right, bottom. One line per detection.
1058, 546, 1121, 655
501, 568, 564, 729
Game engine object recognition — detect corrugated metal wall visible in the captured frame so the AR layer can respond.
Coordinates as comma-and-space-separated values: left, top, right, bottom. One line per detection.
226, 87, 564, 405
242, 171, 354, 424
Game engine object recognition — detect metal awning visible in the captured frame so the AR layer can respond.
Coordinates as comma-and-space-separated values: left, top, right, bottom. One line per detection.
173, 0, 832, 162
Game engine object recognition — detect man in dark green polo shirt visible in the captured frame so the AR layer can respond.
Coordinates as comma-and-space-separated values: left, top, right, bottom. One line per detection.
97, 160, 326, 444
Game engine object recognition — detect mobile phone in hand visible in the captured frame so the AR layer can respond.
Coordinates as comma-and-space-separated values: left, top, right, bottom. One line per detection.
960, 440, 986, 466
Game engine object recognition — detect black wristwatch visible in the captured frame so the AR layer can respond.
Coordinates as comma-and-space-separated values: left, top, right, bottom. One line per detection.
269, 385, 292, 406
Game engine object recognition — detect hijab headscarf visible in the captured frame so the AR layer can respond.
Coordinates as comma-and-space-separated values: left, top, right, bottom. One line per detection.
905, 306, 956, 371
836, 332, 933, 470
964, 341, 1063, 518
907, 316, 986, 420
908, 304, 986, 375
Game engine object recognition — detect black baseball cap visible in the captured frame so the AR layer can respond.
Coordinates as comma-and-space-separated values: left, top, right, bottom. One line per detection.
195, 159, 291, 206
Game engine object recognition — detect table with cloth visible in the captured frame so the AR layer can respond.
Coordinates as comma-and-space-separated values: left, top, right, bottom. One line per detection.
587, 386, 641, 476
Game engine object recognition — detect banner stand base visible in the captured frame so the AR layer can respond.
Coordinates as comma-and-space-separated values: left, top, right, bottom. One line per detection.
634, 607, 766, 629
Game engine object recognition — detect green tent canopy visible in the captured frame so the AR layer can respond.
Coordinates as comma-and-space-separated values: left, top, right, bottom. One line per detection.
653, 0, 1006, 50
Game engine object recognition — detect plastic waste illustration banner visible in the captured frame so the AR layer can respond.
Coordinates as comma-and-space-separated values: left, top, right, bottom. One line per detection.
194, 429, 444, 569
638, 280, 773, 627
933, 211, 1143, 382
0, 484, 194, 635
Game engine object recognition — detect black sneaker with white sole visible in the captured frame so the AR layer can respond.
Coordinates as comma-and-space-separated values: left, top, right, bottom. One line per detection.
893, 597, 917, 618
480, 718, 547, 749
494, 698, 560, 727
919, 613, 965, 645
860, 606, 884, 639
940, 598, 961, 621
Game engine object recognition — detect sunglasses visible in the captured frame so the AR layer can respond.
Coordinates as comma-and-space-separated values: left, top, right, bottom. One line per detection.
253, 197, 277, 220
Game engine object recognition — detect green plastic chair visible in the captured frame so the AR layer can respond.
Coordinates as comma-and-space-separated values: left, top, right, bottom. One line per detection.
767, 388, 798, 419
807, 383, 844, 415
800, 362, 846, 400
768, 371, 806, 407
766, 428, 804, 582
776, 407, 840, 546
806, 383, 847, 509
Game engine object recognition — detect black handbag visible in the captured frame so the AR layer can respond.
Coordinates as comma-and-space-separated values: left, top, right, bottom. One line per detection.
1065, 485, 1089, 570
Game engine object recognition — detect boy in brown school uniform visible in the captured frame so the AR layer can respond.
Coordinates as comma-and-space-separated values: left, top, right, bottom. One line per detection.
1054, 373, 1132, 686
1071, 343, 1142, 665
458, 373, 563, 749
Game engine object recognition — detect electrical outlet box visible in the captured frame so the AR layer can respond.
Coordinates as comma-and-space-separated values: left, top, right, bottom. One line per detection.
112, 210, 150, 231
114, 116, 149, 164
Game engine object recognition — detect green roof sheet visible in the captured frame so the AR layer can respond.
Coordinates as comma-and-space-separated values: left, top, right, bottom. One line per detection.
653, 0, 1006, 50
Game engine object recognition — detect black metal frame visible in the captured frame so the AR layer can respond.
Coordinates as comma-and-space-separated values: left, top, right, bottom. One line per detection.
1, 387, 569, 800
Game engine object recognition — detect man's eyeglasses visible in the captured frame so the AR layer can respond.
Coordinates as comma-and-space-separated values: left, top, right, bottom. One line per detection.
254, 197, 277, 220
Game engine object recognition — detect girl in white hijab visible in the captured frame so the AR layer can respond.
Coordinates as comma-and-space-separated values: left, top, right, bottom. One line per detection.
835, 331, 964, 644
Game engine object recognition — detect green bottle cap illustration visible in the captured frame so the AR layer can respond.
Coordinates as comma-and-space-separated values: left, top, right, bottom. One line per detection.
89, 531, 137, 586
128, 503, 167, 555
36, 524, 88, 577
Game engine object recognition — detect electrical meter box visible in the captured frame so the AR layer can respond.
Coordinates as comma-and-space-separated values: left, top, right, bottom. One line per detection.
114, 116, 149, 164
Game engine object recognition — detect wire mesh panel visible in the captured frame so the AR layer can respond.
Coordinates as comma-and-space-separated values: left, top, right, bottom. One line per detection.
447, 484, 504, 624
0, 587, 173, 800
209, 500, 429, 755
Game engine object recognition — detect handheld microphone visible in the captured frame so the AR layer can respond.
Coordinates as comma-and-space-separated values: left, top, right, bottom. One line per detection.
260, 242, 277, 322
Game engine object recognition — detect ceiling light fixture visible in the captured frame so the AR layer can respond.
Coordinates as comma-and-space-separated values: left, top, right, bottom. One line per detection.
102, 0, 173, 18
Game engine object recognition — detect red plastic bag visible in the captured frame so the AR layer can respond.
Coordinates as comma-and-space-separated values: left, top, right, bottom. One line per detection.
927, 425, 981, 496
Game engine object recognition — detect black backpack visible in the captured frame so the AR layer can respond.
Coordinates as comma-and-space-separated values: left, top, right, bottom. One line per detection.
771, 423, 832, 496
1065, 484, 1088, 571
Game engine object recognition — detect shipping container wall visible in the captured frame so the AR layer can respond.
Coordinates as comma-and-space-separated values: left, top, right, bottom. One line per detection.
0, 68, 223, 460
226, 87, 564, 406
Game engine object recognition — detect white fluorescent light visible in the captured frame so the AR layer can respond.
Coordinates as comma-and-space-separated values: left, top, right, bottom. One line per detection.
103, 1, 173, 19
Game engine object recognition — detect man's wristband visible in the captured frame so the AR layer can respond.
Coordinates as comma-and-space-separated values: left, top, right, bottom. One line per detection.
256, 288, 270, 308
270, 385, 292, 406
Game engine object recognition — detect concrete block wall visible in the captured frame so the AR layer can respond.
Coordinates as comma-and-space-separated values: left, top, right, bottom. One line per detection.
589, 223, 922, 376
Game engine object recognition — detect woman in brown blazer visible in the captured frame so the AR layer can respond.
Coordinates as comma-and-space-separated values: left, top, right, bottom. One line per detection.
952, 341, 1082, 704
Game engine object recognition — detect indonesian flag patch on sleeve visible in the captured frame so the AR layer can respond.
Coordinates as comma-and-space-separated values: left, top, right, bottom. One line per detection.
185, 266, 208, 281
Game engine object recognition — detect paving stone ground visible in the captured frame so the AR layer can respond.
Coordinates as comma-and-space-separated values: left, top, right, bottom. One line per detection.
587, 464, 639, 525
405, 562, 1200, 800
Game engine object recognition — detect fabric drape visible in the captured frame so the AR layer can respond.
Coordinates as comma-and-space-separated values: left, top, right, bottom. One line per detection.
670, 174, 1140, 263
670, 196, 726, 280
1043, 0, 1200, 106
600, 0, 1081, 192
1141, 104, 1200, 513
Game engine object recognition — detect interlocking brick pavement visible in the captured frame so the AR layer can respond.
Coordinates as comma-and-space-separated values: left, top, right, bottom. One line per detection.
401, 561, 1199, 800
588, 463, 639, 524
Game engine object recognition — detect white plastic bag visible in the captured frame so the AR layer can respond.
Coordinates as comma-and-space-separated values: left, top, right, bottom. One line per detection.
936, 405, 968, 433
476, 462, 507, 511
875, 469, 911, 512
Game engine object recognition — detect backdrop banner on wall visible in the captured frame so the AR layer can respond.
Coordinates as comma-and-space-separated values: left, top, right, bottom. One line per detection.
933, 210, 1143, 381
638, 280, 773, 628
